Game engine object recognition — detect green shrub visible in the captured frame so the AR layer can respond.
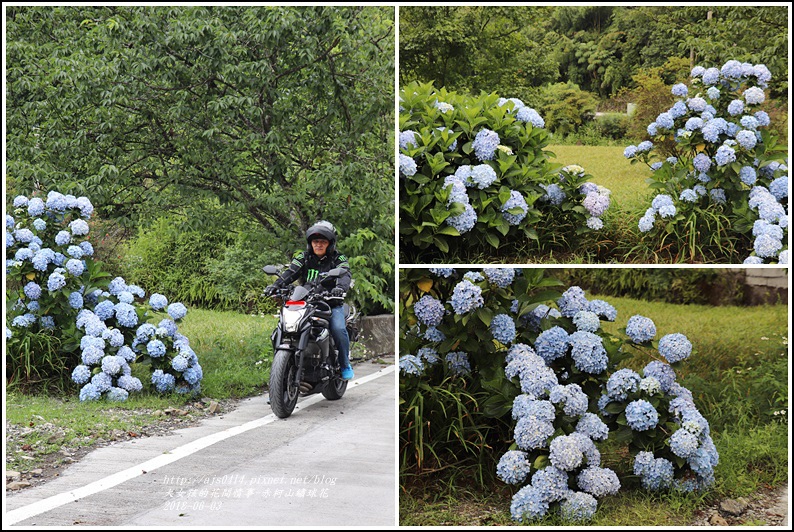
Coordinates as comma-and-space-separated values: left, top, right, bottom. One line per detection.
121, 216, 234, 310
535, 82, 599, 137
558, 269, 745, 305
594, 113, 629, 140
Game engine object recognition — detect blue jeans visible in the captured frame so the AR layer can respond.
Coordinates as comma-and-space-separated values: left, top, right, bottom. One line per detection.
330, 305, 351, 369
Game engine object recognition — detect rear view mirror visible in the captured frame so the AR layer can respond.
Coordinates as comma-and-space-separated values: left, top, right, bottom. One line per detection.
262, 265, 280, 275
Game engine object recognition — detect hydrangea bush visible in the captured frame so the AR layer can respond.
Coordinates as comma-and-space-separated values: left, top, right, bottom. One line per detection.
399, 268, 718, 523
6, 192, 202, 399
623, 60, 788, 263
399, 82, 612, 259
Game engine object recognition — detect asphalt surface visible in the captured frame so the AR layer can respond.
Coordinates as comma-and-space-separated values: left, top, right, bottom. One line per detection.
5, 359, 396, 527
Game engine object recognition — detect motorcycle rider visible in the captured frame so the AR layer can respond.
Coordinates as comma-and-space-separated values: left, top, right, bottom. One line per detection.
265, 221, 355, 380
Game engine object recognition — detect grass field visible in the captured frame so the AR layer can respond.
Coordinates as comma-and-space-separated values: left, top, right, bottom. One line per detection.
399, 296, 789, 525
547, 144, 651, 213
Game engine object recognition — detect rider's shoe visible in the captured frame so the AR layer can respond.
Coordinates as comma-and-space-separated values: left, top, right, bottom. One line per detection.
341, 366, 355, 380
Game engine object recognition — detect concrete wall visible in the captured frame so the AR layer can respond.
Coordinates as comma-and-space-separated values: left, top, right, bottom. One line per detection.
743, 269, 788, 305
353, 314, 395, 360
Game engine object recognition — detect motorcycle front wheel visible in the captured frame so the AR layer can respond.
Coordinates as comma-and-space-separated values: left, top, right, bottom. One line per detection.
269, 349, 299, 418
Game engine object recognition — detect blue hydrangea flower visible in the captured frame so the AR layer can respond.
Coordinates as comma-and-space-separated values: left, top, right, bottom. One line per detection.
549, 434, 585, 471
743, 86, 765, 105
423, 326, 445, 342
655, 112, 674, 130
69, 219, 90, 236
533, 326, 569, 363
576, 413, 609, 441
15, 228, 35, 244
117, 375, 143, 392
79, 382, 102, 401
417, 347, 439, 365
414, 295, 444, 327
399, 355, 425, 377
624, 145, 638, 158
91, 371, 112, 392
739, 166, 757, 186
483, 268, 515, 288
446, 204, 477, 233
155, 319, 177, 336
462, 271, 483, 283
27, 198, 45, 216
449, 280, 484, 314
472, 128, 500, 161
727, 99, 744, 116
687, 97, 708, 112
557, 286, 589, 318
470, 164, 497, 189
639, 376, 661, 396
445, 351, 471, 376
115, 302, 139, 328
710, 188, 727, 205
754, 110, 770, 127
79, 241, 94, 256
11, 313, 36, 328
643, 360, 676, 392
491, 313, 516, 344
399, 130, 418, 150
23, 282, 42, 300
568, 331, 608, 374
496, 450, 531, 485
67, 291, 84, 309
147, 339, 166, 358
550, 383, 588, 416
71, 364, 92, 385
510, 485, 549, 522
516, 106, 545, 128
171, 355, 189, 372
47, 271, 67, 292
679, 189, 698, 203
658, 333, 692, 363
108, 277, 127, 295
701, 67, 720, 85
578, 467, 620, 498
684, 117, 703, 131
626, 315, 656, 343
778, 250, 789, 265
13, 195, 29, 208
183, 364, 203, 385
573, 311, 600, 333
399, 154, 417, 176
671, 83, 688, 97
669, 428, 700, 458
714, 145, 736, 166
501, 190, 528, 225
94, 300, 115, 321
753, 233, 782, 258
769, 176, 788, 200
148, 293, 168, 311
582, 192, 610, 218
167, 302, 188, 321
625, 399, 659, 431
587, 300, 616, 321
512, 395, 555, 422
40, 315, 56, 329
101, 355, 125, 375
54, 230, 72, 246
152, 369, 176, 392
606, 368, 641, 400
540, 183, 566, 205
106, 387, 129, 401
637, 141, 653, 152
640, 457, 675, 491
65, 258, 85, 277
514, 415, 555, 451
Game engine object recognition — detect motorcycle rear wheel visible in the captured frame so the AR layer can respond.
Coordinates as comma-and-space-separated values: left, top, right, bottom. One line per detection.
322, 373, 347, 400
269, 349, 299, 418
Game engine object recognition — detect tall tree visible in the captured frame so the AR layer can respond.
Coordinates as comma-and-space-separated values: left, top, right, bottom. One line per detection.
7, 6, 394, 235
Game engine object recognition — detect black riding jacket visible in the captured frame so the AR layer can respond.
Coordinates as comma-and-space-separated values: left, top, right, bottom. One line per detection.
274, 248, 352, 293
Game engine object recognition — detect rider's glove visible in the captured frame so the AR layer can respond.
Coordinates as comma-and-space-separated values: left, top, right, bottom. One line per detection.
330, 287, 345, 298
264, 284, 279, 297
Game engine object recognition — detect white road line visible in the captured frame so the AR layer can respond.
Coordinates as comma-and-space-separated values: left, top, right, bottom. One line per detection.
6, 365, 395, 525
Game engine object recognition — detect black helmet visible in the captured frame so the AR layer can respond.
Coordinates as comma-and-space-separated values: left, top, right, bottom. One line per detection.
306, 220, 337, 251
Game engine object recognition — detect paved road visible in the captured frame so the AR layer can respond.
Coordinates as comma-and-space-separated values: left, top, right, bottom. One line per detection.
5, 359, 396, 527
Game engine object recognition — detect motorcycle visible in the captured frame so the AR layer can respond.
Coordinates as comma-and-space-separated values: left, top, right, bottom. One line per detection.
262, 265, 360, 418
